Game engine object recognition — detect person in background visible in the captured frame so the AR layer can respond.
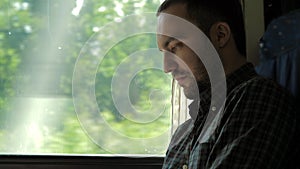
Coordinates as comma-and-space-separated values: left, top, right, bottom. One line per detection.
156, 0, 298, 168
256, 9, 300, 112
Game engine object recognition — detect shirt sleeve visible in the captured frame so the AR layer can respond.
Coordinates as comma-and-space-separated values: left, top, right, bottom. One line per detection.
205, 79, 297, 169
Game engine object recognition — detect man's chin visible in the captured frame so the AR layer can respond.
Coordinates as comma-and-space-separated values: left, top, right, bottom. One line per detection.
183, 85, 199, 100
182, 81, 210, 100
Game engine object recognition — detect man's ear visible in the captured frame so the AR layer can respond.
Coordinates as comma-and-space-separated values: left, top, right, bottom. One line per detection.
209, 22, 231, 50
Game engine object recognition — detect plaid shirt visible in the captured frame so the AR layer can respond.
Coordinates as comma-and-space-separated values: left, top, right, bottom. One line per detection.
162, 63, 298, 169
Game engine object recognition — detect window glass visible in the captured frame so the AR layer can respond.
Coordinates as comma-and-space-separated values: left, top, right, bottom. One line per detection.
0, 0, 171, 155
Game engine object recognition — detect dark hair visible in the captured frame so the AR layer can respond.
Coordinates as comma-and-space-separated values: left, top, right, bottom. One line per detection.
157, 0, 246, 56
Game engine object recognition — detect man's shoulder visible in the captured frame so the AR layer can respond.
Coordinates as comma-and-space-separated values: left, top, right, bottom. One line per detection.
173, 119, 193, 137
236, 75, 293, 99
228, 75, 296, 116
169, 119, 194, 147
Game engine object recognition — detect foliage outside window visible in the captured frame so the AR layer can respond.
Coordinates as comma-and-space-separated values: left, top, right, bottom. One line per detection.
0, 0, 171, 155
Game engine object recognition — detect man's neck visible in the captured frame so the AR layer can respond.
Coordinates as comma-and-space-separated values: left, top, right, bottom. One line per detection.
222, 53, 247, 76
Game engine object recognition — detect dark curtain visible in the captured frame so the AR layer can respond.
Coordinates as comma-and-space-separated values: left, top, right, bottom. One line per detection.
264, 0, 300, 29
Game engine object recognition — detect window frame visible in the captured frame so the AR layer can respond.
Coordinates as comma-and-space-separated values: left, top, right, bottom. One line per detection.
0, 155, 164, 169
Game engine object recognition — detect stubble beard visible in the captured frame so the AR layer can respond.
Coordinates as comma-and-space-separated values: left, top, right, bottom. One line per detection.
183, 78, 210, 100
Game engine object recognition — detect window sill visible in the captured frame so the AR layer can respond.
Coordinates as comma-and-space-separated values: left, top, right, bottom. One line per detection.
0, 154, 164, 169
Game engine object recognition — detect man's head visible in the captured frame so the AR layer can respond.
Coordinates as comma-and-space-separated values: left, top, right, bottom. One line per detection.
156, 0, 246, 99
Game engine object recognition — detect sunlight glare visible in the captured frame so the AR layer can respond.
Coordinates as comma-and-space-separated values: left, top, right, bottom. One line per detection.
72, 0, 84, 16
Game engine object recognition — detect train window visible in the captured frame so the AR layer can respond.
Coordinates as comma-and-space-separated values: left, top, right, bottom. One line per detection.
0, 0, 172, 156
4, 0, 298, 168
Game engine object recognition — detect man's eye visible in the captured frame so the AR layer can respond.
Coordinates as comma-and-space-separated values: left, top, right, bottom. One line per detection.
170, 42, 183, 53
170, 45, 178, 53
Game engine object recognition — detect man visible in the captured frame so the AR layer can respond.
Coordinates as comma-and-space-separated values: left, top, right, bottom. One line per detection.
156, 0, 298, 168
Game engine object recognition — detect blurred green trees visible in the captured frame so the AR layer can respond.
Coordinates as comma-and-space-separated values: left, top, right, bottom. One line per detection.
0, 0, 171, 154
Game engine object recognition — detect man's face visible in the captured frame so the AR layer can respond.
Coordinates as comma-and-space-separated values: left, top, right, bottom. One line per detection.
157, 4, 209, 99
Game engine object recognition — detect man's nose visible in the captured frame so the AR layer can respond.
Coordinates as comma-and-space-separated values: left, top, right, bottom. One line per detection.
163, 51, 177, 73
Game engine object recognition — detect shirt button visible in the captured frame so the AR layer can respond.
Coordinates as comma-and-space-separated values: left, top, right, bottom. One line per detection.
182, 164, 188, 169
